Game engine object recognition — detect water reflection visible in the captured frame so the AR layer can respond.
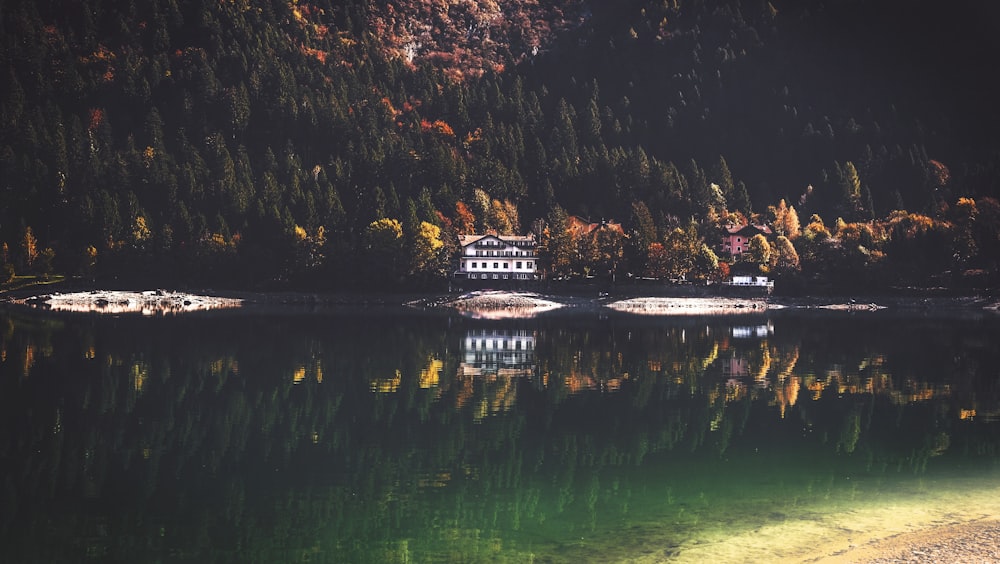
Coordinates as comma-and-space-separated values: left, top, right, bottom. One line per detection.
461, 328, 536, 378
0, 308, 998, 562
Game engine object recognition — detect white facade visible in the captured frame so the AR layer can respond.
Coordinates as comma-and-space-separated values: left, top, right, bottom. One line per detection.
726, 275, 774, 288
456, 234, 539, 280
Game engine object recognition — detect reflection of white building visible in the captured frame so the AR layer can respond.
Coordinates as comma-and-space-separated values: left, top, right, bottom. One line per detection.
731, 322, 774, 339
460, 329, 536, 377
455, 234, 539, 280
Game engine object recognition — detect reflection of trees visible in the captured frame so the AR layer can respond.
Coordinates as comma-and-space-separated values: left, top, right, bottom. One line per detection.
0, 312, 999, 562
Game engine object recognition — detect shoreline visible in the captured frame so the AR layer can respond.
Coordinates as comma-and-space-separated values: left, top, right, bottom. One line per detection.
811, 518, 1000, 563
2, 284, 998, 318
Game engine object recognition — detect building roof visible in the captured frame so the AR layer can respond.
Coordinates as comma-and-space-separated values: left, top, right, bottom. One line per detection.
458, 234, 536, 247
567, 216, 624, 238
725, 223, 772, 236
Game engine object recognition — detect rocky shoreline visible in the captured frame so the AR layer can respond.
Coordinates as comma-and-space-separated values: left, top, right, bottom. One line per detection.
4, 290, 243, 315
3, 286, 998, 319
814, 519, 1000, 563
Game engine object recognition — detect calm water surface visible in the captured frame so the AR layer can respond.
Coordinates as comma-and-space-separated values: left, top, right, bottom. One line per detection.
1, 305, 999, 563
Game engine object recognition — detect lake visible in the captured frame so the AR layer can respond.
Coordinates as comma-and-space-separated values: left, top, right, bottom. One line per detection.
1, 302, 999, 562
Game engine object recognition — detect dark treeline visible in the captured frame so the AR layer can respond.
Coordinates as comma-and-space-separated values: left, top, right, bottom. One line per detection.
1, 0, 999, 290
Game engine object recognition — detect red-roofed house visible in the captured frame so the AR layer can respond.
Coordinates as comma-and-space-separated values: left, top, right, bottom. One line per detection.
567, 216, 625, 239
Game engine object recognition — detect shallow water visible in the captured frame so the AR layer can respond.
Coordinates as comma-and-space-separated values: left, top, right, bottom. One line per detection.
0, 306, 997, 562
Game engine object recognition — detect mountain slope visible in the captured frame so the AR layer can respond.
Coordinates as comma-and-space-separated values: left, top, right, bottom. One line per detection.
0, 0, 997, 289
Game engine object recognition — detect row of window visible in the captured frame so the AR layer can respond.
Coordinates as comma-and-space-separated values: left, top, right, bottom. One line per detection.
475, 241, 534, 248
465, 261, 534, 270
468, 273, 534, 280
467, 338, 533, 350
472, 250, 535, 257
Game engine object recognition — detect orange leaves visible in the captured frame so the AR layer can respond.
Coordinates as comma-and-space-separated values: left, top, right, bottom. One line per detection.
421, 119, 455, 137
886, 210, 942, 240
928, 159, 950, 187
300, 45, 328, 63
79, 44, 116, 82
465, 127, 483, 145
454, 201, 476, 235
367, 0, 587, 82
382, 96, 401, 117
88, 108, 105, 132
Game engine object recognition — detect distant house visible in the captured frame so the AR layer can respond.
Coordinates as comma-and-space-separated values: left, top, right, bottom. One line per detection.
455, 234, 539, 281
724, 275, 774, 289
722, 224, 772, 258
567, 216, 625, 239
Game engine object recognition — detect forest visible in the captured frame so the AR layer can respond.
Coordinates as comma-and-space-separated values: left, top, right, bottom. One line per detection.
2, 0, 999, 291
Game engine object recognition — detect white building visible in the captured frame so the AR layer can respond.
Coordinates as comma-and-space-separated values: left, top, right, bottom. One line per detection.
725, 275, 774, 288
455, 234, 539, 280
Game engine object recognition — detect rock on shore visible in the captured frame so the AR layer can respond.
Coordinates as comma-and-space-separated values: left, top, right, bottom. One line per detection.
436, 291, 565, 319
606, 296, 771, 315
12, 290, 243, 315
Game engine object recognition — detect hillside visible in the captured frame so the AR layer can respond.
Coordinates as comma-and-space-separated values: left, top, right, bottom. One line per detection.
1, 0, 998, 290
369, 0, 587, 80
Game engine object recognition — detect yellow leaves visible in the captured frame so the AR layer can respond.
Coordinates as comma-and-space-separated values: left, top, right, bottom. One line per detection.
131, 216, 151, 245
367, 218, 403, 240
370, 370, 402, 393
411, 221, 444, 274
132, 362, 148, 393
419, 358, 443, 389
293, 363, 323, 384
21, 226, 38, 267
294, 224, 308, 241
419, 221, 443, 252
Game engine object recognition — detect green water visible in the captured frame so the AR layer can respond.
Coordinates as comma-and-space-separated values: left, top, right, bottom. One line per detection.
1, 306, 998, 563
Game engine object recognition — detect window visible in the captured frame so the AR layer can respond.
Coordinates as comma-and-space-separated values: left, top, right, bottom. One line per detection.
504, 263, 509, 268
516, 261, 522, 269
527, 261, 533, 269
470, 262, 476, 269
493, 262, 499, 269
